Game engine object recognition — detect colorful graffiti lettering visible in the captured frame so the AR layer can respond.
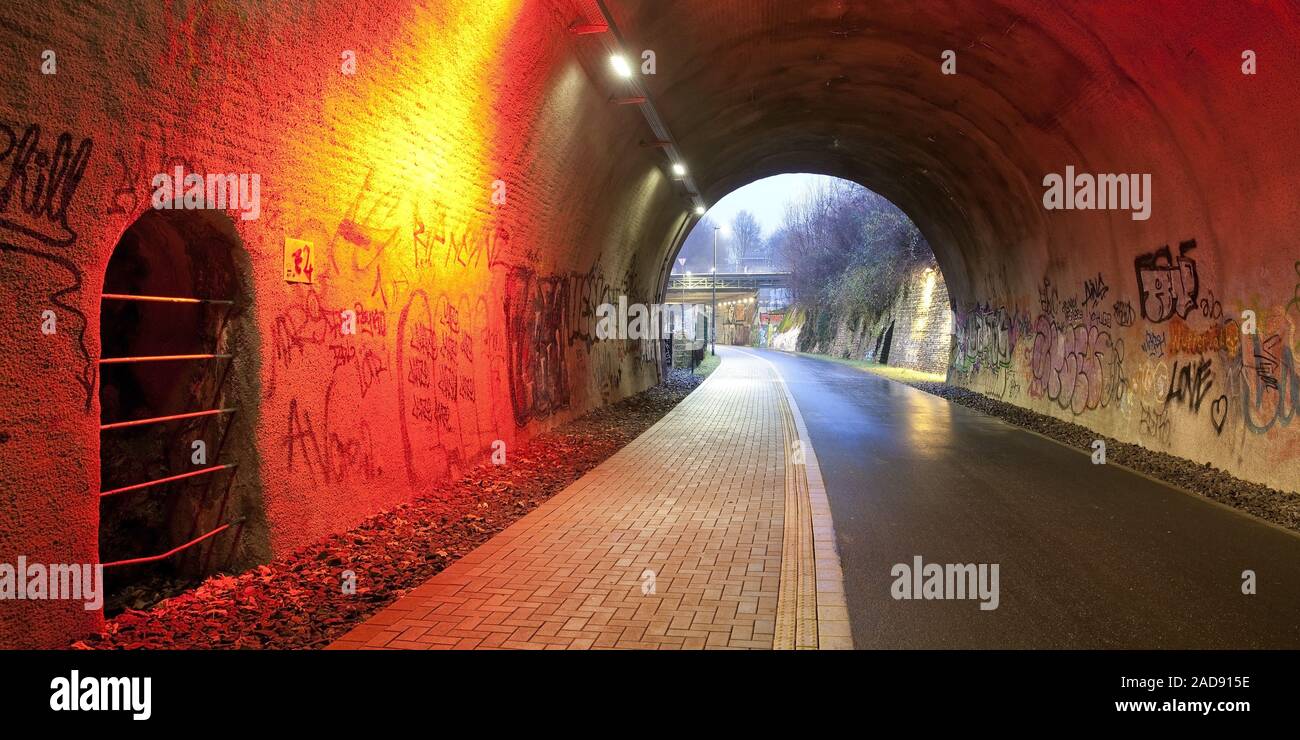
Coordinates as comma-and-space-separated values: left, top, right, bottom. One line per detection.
1030, 317, 1127, 415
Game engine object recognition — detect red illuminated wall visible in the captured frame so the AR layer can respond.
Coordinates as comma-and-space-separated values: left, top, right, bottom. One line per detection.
0, 0, 674, 648
2, 0, 1300, 647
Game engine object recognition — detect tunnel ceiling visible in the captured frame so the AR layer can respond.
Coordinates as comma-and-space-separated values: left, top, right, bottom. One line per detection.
600, 0, 1300, 304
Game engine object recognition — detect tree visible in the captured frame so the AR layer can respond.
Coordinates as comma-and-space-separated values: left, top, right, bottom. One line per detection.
775, 178, 933, 324
730, 210, 763, 271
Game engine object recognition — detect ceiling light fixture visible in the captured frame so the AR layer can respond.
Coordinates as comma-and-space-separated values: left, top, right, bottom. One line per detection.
610, 54, 633, 78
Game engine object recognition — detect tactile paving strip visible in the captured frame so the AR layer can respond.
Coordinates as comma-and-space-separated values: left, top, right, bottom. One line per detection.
773, 362, 819, 649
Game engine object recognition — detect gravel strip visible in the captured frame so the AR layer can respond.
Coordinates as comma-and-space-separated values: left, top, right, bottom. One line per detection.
904, 380, 1300, 534
75, 369, 707, 650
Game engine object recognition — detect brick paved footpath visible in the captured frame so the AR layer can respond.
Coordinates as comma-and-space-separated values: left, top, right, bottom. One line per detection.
329, 346, 851, 650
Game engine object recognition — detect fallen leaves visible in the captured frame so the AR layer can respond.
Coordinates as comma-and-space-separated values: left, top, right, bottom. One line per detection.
76, 370, 705, 650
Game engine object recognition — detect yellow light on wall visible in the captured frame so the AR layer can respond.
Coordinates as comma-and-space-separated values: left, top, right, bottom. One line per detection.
912, 267, 939, 337
920, 268, 937, 311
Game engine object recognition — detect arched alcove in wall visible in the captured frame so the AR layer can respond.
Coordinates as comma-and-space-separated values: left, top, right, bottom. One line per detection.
97, 208, 269, 612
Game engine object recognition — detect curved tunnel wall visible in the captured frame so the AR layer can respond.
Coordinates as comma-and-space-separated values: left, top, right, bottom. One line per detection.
633, 0, 1300, 495
0, 0, 1297, 646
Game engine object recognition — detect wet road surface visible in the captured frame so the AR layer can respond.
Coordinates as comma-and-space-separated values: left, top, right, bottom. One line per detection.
737, 347, 1300, 648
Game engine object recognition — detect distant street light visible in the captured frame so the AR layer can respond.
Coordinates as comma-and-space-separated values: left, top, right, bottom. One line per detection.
712, 225, 720, 355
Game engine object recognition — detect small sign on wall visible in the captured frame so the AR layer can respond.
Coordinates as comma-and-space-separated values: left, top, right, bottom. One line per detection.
284, 237, 314, 284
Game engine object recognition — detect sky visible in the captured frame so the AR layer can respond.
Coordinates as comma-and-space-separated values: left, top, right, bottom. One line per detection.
673, 173, 849, 274
702, 173, 835, 235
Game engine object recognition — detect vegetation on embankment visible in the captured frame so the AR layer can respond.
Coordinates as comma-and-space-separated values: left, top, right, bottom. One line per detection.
770, 178, 936, 353
693, 353, 721, 378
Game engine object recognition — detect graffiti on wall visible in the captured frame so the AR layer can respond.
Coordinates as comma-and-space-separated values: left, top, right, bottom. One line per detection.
0, 121, 96, 408
1240, 331, 1300, 434
951, 240, 1300, 477
272, 170, 658, 495
1164, 357, 1214, 414
1134, 239, 1199, 324
104, 128, 208, 219
503, 267, 570, 427
1029, 315, 1127, 415
502, 262, 652, 424
1017, 277, 1129, 416
952, 304, 1029, 399
1138, 403, 1172, 445
0, 123, 93, 246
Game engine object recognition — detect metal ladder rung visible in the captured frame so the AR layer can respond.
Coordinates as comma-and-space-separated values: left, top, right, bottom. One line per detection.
99, 353, 232, 364
100, 408, 236, 431
102, 293, 234, 305
99, 464, 236, 498
100, 519, 243, 569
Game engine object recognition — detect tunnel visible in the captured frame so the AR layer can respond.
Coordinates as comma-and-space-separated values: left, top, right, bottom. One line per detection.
0, 0, 1298, 647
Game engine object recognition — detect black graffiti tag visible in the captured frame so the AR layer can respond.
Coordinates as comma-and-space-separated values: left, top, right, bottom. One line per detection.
0, 123, 93, 246
1134, 239, 1199, 323
1164, 357, 1214, 414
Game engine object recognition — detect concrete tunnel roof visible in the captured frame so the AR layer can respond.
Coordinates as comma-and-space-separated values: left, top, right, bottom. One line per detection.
590, 0, 1300, 307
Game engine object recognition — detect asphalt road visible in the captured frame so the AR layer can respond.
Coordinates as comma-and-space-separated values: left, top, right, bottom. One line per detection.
737, 347, 1300, 648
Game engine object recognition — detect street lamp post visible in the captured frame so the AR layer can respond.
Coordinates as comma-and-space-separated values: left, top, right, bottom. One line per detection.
711, 225, 719, 356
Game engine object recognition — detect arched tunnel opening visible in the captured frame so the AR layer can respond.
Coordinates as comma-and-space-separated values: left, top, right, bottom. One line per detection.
663, 174, 951, 374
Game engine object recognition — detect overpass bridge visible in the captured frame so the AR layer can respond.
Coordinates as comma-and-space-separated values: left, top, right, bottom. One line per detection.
664, 271, 792, 309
